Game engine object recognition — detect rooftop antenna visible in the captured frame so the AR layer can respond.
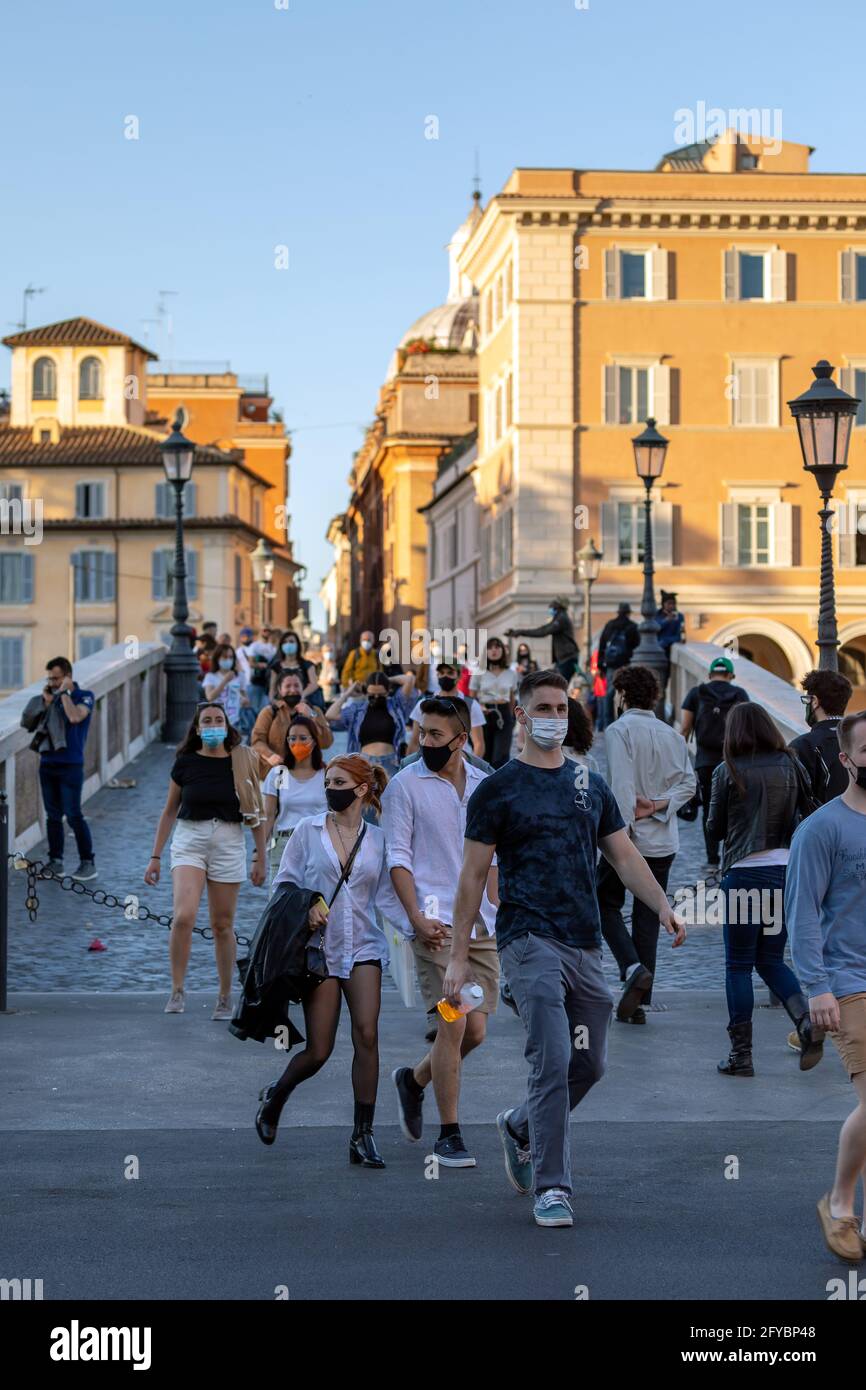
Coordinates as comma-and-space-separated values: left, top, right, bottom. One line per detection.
157, 289, 178, 366
14, 284, 46, 331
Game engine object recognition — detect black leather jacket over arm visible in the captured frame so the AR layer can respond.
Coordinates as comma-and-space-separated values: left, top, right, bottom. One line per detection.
706, 751, 810, 875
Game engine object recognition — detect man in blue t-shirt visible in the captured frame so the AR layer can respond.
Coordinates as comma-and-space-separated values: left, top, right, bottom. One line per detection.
443, 668, 686, 1229
36, 657, 96, 880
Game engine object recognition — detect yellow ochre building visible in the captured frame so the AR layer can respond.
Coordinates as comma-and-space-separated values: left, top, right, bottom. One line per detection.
456, 130, 866, 692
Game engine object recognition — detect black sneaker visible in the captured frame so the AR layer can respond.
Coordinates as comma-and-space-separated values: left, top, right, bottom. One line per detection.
392, 1066, 424, 1142
71, 860, 97, 882
433, 1133, 476, 1168
616, 965, 652, 1021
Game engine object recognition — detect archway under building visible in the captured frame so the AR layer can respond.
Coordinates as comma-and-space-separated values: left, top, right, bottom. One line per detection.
708, 620, 813, 688
837, 624, 866, 710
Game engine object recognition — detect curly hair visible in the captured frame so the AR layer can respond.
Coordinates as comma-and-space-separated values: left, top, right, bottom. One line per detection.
801, 669, 852, 718
612, 664, 659, 711
565, 695, 594, 755
326, 754, 388, 815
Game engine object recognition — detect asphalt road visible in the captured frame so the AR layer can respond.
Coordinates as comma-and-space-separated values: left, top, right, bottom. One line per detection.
2, 1122, 858, 1302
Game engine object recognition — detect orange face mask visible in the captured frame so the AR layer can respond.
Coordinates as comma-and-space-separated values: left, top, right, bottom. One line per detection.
289, 740, 313, 762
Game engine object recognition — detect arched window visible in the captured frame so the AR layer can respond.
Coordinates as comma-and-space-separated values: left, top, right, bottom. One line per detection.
32, 357, 57, 400
78, 356, 103, 400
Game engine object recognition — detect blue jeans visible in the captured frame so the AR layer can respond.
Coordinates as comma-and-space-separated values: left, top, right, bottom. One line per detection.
247, 683, 269, 717
721, 865, 800, 1025
39, 762, 94, 862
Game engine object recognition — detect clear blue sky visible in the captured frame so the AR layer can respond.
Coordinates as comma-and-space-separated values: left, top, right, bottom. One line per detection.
3, 0, 865, 626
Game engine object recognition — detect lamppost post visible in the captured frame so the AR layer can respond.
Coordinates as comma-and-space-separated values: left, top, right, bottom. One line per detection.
160, 412, 199, 742
787, 361, 859, 672
575, 537, 603, 670
629, 418, 670, 694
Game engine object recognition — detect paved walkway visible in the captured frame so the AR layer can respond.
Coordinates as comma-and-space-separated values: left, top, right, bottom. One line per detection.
7, 738, 733, 994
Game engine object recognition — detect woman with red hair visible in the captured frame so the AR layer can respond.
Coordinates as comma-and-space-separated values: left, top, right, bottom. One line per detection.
254, 754, 402, 1168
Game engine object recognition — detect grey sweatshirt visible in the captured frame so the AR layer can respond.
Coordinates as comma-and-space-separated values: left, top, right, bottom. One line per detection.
785, 797, 866, 1000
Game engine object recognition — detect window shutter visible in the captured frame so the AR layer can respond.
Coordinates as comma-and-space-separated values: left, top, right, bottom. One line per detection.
651, 365, 671, 426
75, 483, 85, 517
840, 249, 855, 302
603, 249, 618, 299
653, 502, 674, 566
601, 502, 619, 565
155, 483, 168, 518
103, 552, 116, 601
187, 550, 198, 599
839, 366, 855, 397
772, 502, 793, 567
836, 500, 857, 568
73, 553, 84, 602
184, 482, 196, 517
720, 502, 737, 566
152, 550, 165, 600
723, 249, 738, 301
22, 552, 34, 603
603, 365, 617, 423
650, 247, 669, 301
769, 249, 787, 302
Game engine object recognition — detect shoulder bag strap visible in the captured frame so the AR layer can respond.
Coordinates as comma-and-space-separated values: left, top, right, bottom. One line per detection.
327, 822, 368, 909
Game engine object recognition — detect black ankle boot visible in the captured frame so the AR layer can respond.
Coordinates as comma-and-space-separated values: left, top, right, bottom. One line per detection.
782, 992, 824, 1071
717, 1020, 754, 1076
255, 1083, 281, 1146
349, 1124, 386, 1168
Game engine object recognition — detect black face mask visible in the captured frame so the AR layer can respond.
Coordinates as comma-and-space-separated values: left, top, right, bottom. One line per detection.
437, 676, 457, 692
421, 737, 459, 773
283, 694, 301, 707
846, 760, 866, 790
368, 694, 387, 706
326, 786, 358, 813
804, 703, 817, 728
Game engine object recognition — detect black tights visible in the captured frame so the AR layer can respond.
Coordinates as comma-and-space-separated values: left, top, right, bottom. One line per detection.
262, 962, 382, 1122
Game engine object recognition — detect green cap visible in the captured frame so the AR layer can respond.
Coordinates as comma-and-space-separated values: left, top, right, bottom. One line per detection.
709, 656, 734, 675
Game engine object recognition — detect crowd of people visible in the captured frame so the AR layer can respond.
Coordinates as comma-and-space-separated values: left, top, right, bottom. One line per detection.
25, 609, 864, 1253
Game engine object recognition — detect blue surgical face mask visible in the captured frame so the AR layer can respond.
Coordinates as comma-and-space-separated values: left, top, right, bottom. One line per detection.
282, 642, 297, 655
200, 727, 225, 747
218, 658, 234, 671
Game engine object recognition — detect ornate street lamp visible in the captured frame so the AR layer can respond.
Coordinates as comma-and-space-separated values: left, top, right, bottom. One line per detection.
788, 361, 859, 672
250, 537, 275, 626
630, 417, 670, 692
575, 537, 603, 669
160, 411, 199, 742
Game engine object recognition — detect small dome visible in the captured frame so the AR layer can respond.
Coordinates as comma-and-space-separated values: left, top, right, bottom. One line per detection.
386, 295, 477, 380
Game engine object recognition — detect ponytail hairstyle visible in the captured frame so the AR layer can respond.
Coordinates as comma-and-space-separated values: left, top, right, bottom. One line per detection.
326, 753, 388, 815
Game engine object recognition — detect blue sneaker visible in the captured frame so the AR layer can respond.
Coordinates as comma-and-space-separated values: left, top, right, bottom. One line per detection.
496, 1109, 533, 1194
533, 1188, 573, 1228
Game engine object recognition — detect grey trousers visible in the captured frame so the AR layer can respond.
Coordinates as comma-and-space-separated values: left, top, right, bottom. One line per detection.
502, 933, 613, 1195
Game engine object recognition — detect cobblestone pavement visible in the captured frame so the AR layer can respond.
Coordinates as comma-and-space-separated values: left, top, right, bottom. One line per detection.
6, 734, 742, 994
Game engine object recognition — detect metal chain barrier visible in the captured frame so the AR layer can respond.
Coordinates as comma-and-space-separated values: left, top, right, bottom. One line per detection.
7, 853, 251, 946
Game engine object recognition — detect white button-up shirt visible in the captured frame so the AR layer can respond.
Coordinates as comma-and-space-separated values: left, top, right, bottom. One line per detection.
272, 813, 403, 978
380, 757, 497, 939
604, 708, 696, 858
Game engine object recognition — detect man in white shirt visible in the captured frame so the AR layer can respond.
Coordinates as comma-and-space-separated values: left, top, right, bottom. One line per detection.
381, 694, 499, 1169
599, 663, 696, 1024
245, 626, 277, 717
405, 660, 486, 759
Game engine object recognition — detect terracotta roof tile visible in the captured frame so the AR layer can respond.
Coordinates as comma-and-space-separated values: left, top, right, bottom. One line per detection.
2, 316, 157, 359
0, 425, 238, 467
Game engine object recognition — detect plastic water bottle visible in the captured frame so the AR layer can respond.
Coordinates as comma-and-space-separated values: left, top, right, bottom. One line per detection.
437, 983, 484, 1022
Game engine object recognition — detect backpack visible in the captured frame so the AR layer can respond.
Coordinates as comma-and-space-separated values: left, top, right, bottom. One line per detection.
693, 683, 740, 753
604, 626, 630, 669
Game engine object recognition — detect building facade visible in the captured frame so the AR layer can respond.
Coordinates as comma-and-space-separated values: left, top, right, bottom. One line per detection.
338, 201, 481, 654
421, 432, 480, 643
457, 132, 866, 693
0, 317, 298, 692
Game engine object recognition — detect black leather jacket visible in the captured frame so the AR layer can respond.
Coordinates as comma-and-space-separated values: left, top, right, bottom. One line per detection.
706, 750, 811, 875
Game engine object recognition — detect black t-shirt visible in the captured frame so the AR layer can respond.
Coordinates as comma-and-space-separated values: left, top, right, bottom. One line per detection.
170, 753, 242, 822
359, 701, 396, 746
464, 759, 624, 951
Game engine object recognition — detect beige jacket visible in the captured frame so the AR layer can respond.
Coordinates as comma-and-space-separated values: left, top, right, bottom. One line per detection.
230, 744, 266, 827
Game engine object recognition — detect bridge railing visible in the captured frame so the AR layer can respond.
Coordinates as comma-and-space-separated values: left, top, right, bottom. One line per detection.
669, 641, 805, 743
0, 643, 166, 854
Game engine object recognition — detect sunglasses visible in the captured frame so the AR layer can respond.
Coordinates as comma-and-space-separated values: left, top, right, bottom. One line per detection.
422, 696, 468, 735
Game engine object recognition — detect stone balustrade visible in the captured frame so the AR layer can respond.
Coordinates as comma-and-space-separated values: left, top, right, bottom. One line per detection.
0, 643, 166, 853
669, 640, 806, 742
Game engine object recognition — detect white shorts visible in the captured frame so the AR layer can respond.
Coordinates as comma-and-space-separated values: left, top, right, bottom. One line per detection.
170, 818, 246, 882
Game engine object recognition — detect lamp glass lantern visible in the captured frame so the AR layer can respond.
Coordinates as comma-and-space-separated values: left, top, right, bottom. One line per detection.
576, 537, 603, 584
632, 417, 669, 482
787, 360, 859, 487
160, 411, 196, 484
250, 538, 275, 586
